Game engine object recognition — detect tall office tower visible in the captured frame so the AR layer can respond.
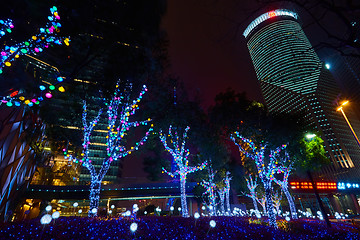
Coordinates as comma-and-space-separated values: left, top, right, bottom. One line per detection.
243, 9, 360, 180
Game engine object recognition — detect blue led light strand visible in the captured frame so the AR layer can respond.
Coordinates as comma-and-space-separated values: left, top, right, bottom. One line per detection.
230, 132, 278, 228
201, 166, 217, 216
224, 171, 232, 213
160, 125, 207, 217
78, 81, 153, 217
271, 149, 298, 219
244, 174, 259, 213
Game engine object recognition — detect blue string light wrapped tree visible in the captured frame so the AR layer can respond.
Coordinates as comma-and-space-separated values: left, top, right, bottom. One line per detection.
231, 132, 278, 228
217, 187, 226, 214
201, 166, 217, 216
81, 82, 153, 217
217, 171, 232, 215
272, 150, 298, 219
257, 194, 267, 215
244, 174, 259, 214
224, 171, 232, 214
159, 126, 207, 217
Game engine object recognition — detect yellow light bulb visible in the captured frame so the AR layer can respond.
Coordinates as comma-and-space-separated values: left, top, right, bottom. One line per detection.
58, 86, 65, 92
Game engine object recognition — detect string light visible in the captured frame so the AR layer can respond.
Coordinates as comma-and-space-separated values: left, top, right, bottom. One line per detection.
159, 125, 207, 217
201, 166, 217, 216
224, 171, 232, 213
0, 6, 70, 108
257, 195, 267, 215
231, 132, 278, 228
244, 174, 259, 214
0, 6, 67, 74
272, 151, 298, 219
78, 81, 153, 217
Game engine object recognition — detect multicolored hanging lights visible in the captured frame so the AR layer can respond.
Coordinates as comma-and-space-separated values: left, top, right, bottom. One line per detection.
0, 6, 70, 108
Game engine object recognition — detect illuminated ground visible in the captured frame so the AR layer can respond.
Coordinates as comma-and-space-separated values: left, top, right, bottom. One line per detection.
1, 216, 359, 239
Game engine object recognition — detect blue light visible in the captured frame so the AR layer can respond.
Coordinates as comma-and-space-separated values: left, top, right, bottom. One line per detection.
57, 76, 63, 82
338, 182, 360, 189
338, 182, 345, 189
325, 63, 331, 69
39, 85, 46, 91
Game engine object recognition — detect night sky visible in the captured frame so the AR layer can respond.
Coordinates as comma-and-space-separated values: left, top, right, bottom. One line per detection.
122, 1, 351, 179
162, 0, 263, 108
161, 0, 345, 109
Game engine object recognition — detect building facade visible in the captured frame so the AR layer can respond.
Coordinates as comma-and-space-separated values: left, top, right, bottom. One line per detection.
243, 9, 360, 180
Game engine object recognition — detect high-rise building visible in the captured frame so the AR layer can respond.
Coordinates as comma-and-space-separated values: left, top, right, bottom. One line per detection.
243, 9, 360, 180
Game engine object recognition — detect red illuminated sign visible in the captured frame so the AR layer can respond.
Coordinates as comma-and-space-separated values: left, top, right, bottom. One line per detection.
269, 11, 276, 18
290, 181, 337, 190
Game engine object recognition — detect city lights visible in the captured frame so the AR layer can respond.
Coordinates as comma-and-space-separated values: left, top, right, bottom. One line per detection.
290, 181, 337, 190
338, 182, 360, 190
336, 100, 360, 148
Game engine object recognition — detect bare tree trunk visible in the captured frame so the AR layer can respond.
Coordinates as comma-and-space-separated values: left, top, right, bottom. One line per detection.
307, 170, 331, 228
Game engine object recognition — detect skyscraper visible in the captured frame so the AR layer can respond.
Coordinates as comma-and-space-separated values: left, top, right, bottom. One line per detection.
243, 9, 360, 180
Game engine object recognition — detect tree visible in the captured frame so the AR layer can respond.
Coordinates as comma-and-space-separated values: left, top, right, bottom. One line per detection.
231, 133, 280, 228
80, 82, 153, 216
201, 166, 217, 216
159, 125, 207, 217
297, 133, 331, 227
244, 174, 259, 213
273, 150, 298, 219
272, 190, 282, 216
257, 193, 267, 215
224, 171, 232, 213
217, 187, 226, 215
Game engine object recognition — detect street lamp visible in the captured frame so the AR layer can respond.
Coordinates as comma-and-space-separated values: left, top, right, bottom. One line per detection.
336, 100, 360, 148
305, 133, 316, 139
